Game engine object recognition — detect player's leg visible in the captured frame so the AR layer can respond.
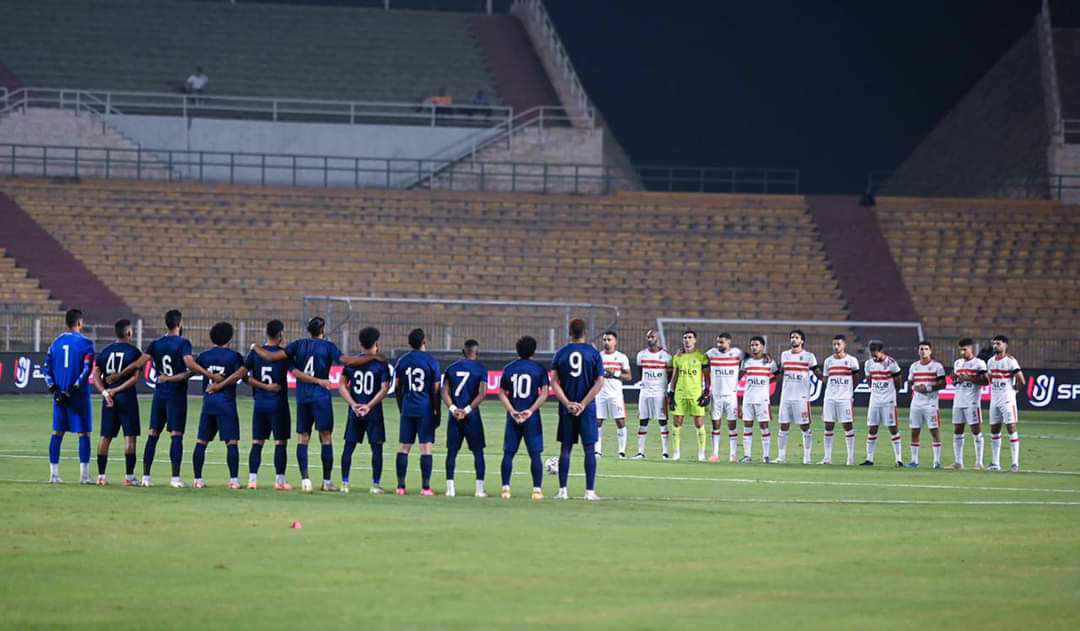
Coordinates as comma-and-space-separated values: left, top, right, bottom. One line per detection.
556, 412, 575, 498
710, 398, 724, 461
417, 414, 436, 495
249, 410, 270, 489
444, 417, 465, 497
886, 407, 903, 465
341, 414, 361, 492
465, 416, 487, 496
801, 402, 814, 465
97, 405, 118, 484
501, 421, 522, 499
48, 401, 67, 482
634, 399, 651, 459
615, 415, 628, 459
692, 407, 707, 462
396, 415, 418, 494
166, 395, 188, 487
841, 401, 856, 466
192, 411, 215, 488
908, 410, 923, 468
726, 401, 740, 462
142, 395, 167, 484
671, 409, 684, 461
96, 435, 112, 484
296, 402, 314, 491
315, 402, 336, 491
121, 404, 140, 485
272, 405, 292, 490
525, 418, 545, 499
971, 407, 984, 469
822, 401, 836, 464
595, 399, 608, 457
951, 407, 967, 469
862, 407, 880, 465
777, 401, 795, 464
225, 439, 241, 489
759, 407, 772, 464
739, 398, 754, 463
366, 417, 386, 493
580, 408, 600, 500
1007, 412, 1020, 471
929, 416, 943, 468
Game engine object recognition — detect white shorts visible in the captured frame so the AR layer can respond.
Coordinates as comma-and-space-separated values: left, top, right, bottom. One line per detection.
596, 397, 626, 420
989, 403, 1018, 425
711, 395, 739, 421
778, 399, 811, 424
952, 406, 983, 426
867, 404, 898, 427
742, 401, 771, 422
909, 407, 940, 430
638, 395, 666, 421
823, 400, 853, 424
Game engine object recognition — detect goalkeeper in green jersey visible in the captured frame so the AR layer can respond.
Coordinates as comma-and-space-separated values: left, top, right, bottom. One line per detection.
668, 330, 711, 461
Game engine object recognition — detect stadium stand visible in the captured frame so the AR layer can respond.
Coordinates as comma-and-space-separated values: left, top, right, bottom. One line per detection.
0, 248, 60, 313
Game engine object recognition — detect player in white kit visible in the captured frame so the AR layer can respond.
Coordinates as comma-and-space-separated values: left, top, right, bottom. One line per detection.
776, 329, 819, 465
859, 340, 904, 467
951, 338, 988, 470
740, 336, 777, 463
634, 329, 672, 459
987, 335, 1025, 472
707, 333, 744, 462
906, 340, 946, 469
821, 335, 860, 465
596, 331, 632, 458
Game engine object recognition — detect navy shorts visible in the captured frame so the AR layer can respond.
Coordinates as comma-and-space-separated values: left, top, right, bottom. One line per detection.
100, 400, 140, 438
53, 400, 92, 434
345, 410, 385, 445
198, 410, 240, 442
399, 414, 438, 445
557, 406, 598, 446
503, 413, 543, 455
296, 400, 334, 435
446, 411, 485, 452
149, 394, 188, 434
252, 405, 291, 441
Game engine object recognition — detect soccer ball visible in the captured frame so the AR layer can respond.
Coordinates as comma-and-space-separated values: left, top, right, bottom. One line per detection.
544, 456, 559, 476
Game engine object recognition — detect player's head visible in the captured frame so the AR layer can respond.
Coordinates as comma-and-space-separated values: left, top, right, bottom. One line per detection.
462, 339, 479, 359
165, 309, 183, 332
991, 334, 1008, 355
265, 319, 285, 345
957, 337, 974, 359
681, 330, 697, 351
716, 332, 732, 351
569, 318, 586, 341
832, 334, 846, 354
516, 335, 537, 359
114, 318, 132, 340
917, 340, 933, 360
307, 317, 325, 338
64, 308, 83, 331
602, 330, 617, 352
868, 340, 885, 361
645, 329, 660, 350
789, 329, 805, 349
210, 321, 233, 347
358, 326, 380, 353
749, 335, 765, 356
408, 328, 426, 350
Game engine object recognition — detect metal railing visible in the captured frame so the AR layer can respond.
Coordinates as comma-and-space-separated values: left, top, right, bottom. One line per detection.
866, 170, 1080, 202
0, 87, 513, 129
511, 0, 595, 126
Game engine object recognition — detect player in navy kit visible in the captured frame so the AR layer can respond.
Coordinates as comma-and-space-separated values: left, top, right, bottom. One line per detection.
550, 318, 605, 501
44, 309, 95, 484
191, 322, 247, 489
393, 328, 442, 495
90, 319, 142, 486
497, 336, 550, 500
441, 339, 489, 497
244, 320, 292, 490
338, 326, 392, 494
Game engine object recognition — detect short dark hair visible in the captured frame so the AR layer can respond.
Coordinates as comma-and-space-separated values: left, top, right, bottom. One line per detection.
603, 330, 617, 339
717, 332, 732, 340
210, 321, 234, 346
463, 339, 479, 356
358, 326, 380, 350
165, 309, 182, 330
833, 334, 846, 342
868, 340, 884, 353
789, 329, 806, 341
569, 318, 586, 339
408, 328, 425, 350
992, 334, 1009, 344
64, 309, 83, 328
266, 319, 284, 340
957, 337, 974, 348
307, 317, 325, 337
683, 329, 697, 338
114, 318, 132, 338
516, 335, 537, 359
749, 335, 765, 346
918, 340, 933, 349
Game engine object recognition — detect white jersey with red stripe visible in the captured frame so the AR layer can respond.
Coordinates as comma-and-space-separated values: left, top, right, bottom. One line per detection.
598, 350, 631, 401
635, 348, 672, 398
823, 354, 860, 401
987, 354, 1021, 407
779, 349, 817, 403
741, 355, 777, 405
908, 359, 945, 409
952, 357, 987, 409
707, 347, 744, 397
865, 355, 901, 406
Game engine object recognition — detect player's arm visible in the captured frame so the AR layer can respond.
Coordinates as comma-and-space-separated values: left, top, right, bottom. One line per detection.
578, 374, 605, 410
467, 378, 486, 412
339, 353, 389, 367
496, 380, 516, 416
251, 344, 288, 362
891, 367, 903, 390
90, 364, 114, 406
338, 378, 361, 412
291, 368, 330, 389
106, 353, 150, 384
208, 366, 247, 394
248, 375, 281, 393
393, 367, 404, 413
1012, 369, 1026, 393
110, 372, 140, 396
181, 355, 217, 383
619, 357, 633, 383
524, 385, 550, 420
368, 380, 391, 409
440, 374, 455, 411
74, 350, 93, 392
972, 369, 989, 386
430, 376, 441, 421
548, 370, 573, 409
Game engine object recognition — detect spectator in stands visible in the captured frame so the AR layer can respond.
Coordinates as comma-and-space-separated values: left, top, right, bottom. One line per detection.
470, 90, 491, 119
184, 66, 209, 96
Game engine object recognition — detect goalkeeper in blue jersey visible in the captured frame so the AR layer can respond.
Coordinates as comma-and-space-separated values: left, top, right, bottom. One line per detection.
45, 309, 96, 484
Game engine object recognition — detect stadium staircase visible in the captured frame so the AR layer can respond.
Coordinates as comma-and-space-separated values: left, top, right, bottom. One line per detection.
0, 191, 130, 322
469, 15, 561, 115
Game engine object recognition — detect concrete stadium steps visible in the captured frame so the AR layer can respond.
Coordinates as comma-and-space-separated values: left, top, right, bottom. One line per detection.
469, 15, 561, 114
0, 0, 500, 105
0, 247, 62, 312
0, 191, 131, 321
0, 180, 849, 334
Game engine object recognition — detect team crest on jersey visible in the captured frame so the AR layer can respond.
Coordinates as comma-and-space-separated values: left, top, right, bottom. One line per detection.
15, 356, 32, 389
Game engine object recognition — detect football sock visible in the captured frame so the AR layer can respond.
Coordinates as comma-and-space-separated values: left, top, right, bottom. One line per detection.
802, 429, 813, 462
48, 433, 62, 465
973, 433, 984, 467
558, 445, 571, 488
890, 433, 902, 461
932, 441, 942, 465
169, 436, 183, 477
296, 443, 309, 479
953, 434, 965, 466
500, 452, 514, 487
743, 429, 753, 458
142, 434, 159, 475
371, 443, 383, 485
695, 425, 707, 454
320, 444, 333, 482
1009, 432, 1020, 467
445, 446, 458, 481
596, 424, 604, 454
823, 431, 835, 461
844, 431, 856, 463
124, 452, 136, 476
529, 451, 543, 488
97, 454, 107, 476
712, 429, 722, 456
249, 443, 263, 475
990, 433, 1001, 467
192, 442, 206, 479
672, 425, 682, 454
637, 422, 648, 454
728, 430, 738, 457
616, 426, 627, 454
910, 442, 921, 464
78, 435, 90, 465
420, 454, 433, 490
226, 444, 239, 479
395, 452, 408, 489
866, 434, 877, 462
777, 430, 789, 461
659, 422, 670, 454
273, 444, 287, 476
761, 430, 771, 459
583, 444, 597, 491
341, 441, 356, 484
473, 449, 485, 481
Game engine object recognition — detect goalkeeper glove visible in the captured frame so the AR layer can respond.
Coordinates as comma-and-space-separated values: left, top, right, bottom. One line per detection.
667, 396, 676, 411
697, 392, 711, 407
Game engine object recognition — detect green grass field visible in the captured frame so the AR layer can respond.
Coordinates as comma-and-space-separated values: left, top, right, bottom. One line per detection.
2, 394, 1078, 629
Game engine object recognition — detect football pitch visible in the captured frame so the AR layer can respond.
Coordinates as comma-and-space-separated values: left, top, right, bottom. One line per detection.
2, 395, 1078, 629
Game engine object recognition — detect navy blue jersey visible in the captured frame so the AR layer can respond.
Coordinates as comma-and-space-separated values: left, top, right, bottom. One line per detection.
551, 343, 603, 413
285, 338, 342, 404
343, 359, 392, 419
196, 347, 245, 415
443, 358, 487, 409
245, 345, 290, 412
394, 350, 441, 418
45, 331, 95, 403
500, 358, 549, 421
145, 335, 193, 398
96, 341, 141, 406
